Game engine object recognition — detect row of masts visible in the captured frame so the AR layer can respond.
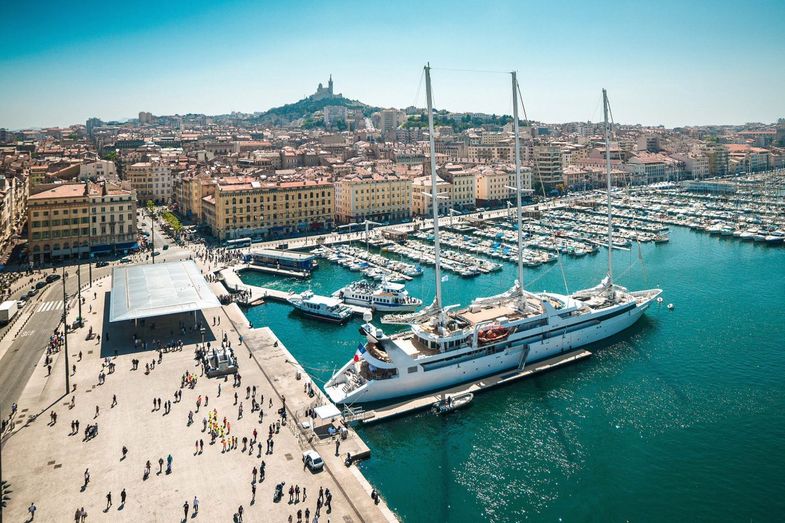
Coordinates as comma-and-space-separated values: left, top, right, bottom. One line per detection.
423, 64, 616, 326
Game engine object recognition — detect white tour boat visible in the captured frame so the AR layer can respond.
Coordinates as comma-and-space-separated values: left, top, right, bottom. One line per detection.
334, 280, 422, 313
288, 291, 353, 323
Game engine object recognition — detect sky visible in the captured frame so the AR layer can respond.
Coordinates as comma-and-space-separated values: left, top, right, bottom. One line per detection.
1, 0, 784, 130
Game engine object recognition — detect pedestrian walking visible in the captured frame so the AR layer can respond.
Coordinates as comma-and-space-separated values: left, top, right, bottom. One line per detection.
122, 445, 128, 460
158, 457, 164, 474
95, 405, 99, 418
120, 488, 126, 505
183, 501, 189, 520
106, 491, 112, 510
193, 496, 199, 516
28, 502, 37, 520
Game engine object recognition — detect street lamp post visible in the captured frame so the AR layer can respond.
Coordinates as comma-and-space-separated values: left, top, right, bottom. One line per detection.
62, 267, 70, 395
86, 179, 92, 288
151, 210, 155, 264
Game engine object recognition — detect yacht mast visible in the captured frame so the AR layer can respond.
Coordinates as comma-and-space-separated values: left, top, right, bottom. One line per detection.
603, 88, 613, 289
511, 71, 525, 308
425, 64, 443, 313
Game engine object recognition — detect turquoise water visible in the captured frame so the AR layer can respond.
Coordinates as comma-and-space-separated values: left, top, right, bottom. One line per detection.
241, 228, 785, 522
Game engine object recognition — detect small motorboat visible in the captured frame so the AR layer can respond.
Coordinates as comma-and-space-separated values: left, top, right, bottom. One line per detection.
431, 392, 474, 415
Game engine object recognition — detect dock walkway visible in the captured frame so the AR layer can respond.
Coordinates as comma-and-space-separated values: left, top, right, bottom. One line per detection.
219, 267, 294, 304
219, 267, 373, 316
356, 349, 591, 424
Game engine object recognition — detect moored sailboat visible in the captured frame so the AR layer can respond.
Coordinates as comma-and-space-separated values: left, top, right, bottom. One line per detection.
325, 71, 661, 405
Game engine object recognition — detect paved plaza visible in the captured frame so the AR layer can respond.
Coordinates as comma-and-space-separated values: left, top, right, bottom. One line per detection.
1, 266, 395, 522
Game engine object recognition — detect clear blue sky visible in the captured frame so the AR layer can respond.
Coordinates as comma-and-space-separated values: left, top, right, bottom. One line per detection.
2, 0, 784, 129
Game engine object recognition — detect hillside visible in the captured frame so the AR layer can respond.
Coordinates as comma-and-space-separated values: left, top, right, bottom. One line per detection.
252, 95, 381, 127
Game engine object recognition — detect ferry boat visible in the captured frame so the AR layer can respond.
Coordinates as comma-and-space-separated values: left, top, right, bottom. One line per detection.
334, 280, 422, 313
288, 291, 353, 323
324, 76, 662, 405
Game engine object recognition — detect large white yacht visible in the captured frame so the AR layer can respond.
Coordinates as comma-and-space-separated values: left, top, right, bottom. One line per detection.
333, 280, 422, 313
324, 74, 661, 405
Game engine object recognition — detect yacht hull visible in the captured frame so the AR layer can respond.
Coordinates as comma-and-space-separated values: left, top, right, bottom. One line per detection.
326, 293, 659, 404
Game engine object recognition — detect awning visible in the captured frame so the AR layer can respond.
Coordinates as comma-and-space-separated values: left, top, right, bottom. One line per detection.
314, 403, 341, 420
109, 260, 221, 322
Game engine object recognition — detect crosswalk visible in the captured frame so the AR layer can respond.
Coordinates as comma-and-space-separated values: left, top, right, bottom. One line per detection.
37, 300, 64, 313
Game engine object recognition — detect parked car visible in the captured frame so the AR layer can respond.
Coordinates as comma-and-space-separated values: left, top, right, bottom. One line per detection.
96, 261, 109, 268
46, 274, 61, 283
35, 280, 47, 289
119, 256, 132, 263
26, 288, 38, 298
152, 250, 160, 256
302, 450, 324, 472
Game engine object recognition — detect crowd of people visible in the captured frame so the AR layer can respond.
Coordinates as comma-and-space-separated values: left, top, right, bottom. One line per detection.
6, 209, 387, 522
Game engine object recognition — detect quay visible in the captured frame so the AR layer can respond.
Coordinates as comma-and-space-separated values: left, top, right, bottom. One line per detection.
218, 266, 373, 317
1, 257, 398, 522
219, 266, 294, 305
351, 349, 592, 424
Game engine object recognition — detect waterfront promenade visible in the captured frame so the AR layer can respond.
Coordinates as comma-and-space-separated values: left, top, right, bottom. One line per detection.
1, 240, 396, 522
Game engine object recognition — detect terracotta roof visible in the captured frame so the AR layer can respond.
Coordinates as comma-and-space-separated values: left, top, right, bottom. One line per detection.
29, 184, 87, 200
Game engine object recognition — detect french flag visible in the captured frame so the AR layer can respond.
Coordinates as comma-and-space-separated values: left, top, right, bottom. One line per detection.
353, 343, 366, 362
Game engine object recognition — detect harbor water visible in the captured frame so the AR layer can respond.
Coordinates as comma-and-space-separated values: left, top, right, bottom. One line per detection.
240, 226, 785, 522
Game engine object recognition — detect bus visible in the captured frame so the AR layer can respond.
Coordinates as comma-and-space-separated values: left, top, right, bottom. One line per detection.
226, 237, 252, 249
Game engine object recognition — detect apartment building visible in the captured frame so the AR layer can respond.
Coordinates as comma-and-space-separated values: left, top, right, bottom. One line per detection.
0, 173, 29, 255
474, 166, 531, 207
411, 175, 453, 216
379, 109, 402, 133
177, 174, 215, 220
625, 153, 684, 184
532, 145, 563, 189
467, 143, 514, 163
324, 105, 348, 128
125, 161, 173, 203
201, 178, 334, 240
27, 182, 137, 263
438, 164, 476, 211
671, 153, 709, 179
79, 159, 117, 181
334, 173, 412, 225
726, 144, 770, 173
706, 144, 729, 176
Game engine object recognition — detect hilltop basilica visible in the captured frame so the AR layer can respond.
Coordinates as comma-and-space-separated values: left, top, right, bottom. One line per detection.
309, 75, 342, 101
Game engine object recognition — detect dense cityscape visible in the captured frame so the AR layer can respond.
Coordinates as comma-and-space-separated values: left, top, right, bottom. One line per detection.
2, 1, 785, 521
2, 76, 784, 265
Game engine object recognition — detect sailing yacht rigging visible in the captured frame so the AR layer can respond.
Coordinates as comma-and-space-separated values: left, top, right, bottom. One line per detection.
324, 72, 662, 405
